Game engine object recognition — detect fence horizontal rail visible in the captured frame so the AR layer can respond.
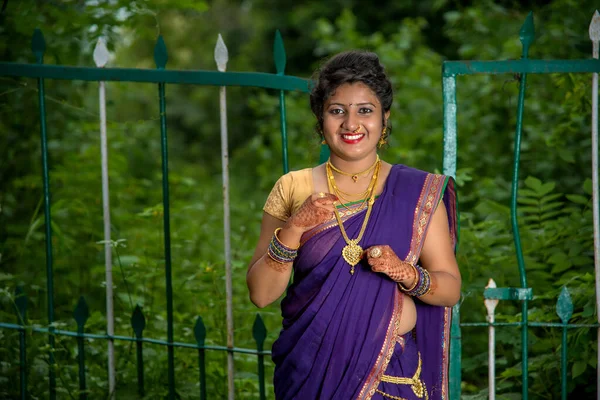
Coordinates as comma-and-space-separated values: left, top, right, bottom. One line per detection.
0, 62, 310, 92
0, 322, 272, 356
443, 58, 600, 76
460, 322, 599, 328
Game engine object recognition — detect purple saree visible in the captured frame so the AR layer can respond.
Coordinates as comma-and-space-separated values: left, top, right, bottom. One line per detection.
271, 165, 458, 400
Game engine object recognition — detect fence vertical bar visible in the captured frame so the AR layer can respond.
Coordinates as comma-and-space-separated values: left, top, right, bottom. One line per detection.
215, 34, 235, 400
512, 14, 535, 399
73, 297, 89, 400
131, 305, 146, 397
449, 303, 461, 400
253, 315, 267, 400
442, 73, 460, 400
15, 287, 28, 400
274, 30, 289, 174
32, 28, 56, 400
485, 279, 499, 400
154, 35, 176, 399
589, 11, 600, 399
194, 317, 207, 400
556, 287, 573, 400
442, 75, 458, 178
93, 38, 116, 399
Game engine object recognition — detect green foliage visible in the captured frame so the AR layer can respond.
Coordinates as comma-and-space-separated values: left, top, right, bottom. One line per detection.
1, 0, 599, 398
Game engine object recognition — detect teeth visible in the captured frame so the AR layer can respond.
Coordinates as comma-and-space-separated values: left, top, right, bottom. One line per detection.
342, 134, 364, 140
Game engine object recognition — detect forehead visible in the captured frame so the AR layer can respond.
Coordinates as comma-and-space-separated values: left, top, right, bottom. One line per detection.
326, 82, 380, 106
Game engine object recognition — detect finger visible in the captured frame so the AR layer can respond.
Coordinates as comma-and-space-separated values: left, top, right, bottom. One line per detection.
314, 193, 338, 206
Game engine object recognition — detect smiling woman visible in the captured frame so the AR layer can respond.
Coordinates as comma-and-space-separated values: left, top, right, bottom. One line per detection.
246, 51, 460, 400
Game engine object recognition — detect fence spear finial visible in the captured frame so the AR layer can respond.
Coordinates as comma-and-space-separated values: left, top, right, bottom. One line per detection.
94, 38, 109, 68
589, 10, 600, 45
519, 12, 535, 58
154, 35, 168, 69
32, 28, 46, 64
274, 30, 286, 75
214, 34, 229, 72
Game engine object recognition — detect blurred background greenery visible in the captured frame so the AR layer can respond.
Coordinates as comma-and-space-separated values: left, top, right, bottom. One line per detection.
0, 0, 598, 398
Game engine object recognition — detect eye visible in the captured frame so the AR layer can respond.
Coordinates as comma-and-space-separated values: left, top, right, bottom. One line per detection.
328, 108, 345, 115
358, 107, 373, 114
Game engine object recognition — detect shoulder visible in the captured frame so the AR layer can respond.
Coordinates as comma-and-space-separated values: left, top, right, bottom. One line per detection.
388, 164, 446, 185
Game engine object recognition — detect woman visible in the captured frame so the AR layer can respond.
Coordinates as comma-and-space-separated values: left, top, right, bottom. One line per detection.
247, 51, 460, 400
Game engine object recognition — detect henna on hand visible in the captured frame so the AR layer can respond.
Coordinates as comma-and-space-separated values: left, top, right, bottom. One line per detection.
365, 245, 417, 284
287, 193, 338, 230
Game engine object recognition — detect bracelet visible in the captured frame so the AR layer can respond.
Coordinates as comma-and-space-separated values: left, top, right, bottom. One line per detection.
399, 264, 431, 297
267, 228, 299, 264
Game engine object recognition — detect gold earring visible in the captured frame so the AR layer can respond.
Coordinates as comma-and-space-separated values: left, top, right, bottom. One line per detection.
378, 127, 387, 148
321, 140, 327, 145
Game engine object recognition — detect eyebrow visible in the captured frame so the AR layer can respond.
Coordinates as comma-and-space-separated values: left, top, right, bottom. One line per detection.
327, 102, 377, 108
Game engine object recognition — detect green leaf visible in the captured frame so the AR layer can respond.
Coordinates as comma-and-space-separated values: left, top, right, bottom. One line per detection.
572, 361, 587, 378
566, 194, 589, 205
524, 176, 543, 191
584, 179, 593, 195
539, 182, 555, 196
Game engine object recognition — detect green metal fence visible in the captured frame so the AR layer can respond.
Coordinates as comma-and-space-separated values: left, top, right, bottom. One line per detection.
2, 11, 600, 400
443, 11, 600, 400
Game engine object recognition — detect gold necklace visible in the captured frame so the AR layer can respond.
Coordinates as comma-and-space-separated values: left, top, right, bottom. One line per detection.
327, 155, 380, 183
331, 161, 380, 274
327, 162, 378, 212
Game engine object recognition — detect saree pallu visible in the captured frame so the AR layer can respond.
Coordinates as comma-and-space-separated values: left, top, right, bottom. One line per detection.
271, 165, 458, 400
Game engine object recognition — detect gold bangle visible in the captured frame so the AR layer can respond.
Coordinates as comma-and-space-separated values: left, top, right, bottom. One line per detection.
398, 263, 419, 292
274, 227, 300, 250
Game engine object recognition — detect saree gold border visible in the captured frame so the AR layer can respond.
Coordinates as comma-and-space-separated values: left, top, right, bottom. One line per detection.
403, 174, 445, 265
299, 206, 368, 246
357, 288, 405, 400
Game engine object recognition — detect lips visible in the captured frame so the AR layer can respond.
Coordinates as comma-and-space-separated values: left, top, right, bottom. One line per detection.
340, 133, 365, 144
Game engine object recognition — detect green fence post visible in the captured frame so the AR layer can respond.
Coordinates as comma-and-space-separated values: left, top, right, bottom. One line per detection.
557, 287, 573, 400
73, 297, 89, 399
274, 30, 290, 174
253, 314, 267, 400
14, 287, 28, 400
513, 13, 535, 400
31, 28, 56, 400
194, 317, 207, 400
154, 35, 177, 399
131, 305, 146, 397
449, 303, 461, 399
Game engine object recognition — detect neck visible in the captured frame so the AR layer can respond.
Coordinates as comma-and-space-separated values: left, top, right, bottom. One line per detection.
328, 153, 379, 174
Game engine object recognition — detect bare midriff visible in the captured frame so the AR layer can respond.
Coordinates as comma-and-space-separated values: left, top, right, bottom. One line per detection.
398, 293, 417, 335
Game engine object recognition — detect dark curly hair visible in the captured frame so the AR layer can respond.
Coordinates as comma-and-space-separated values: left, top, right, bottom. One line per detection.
309, 50, 393, 136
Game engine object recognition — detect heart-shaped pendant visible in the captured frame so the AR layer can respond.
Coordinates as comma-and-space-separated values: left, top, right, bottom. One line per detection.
341, 239, 363, 274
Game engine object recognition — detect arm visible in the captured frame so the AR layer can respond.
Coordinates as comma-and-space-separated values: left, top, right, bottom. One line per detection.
365, 201, 461, 307
416, 201, 461, 306
247, 193, 337, 308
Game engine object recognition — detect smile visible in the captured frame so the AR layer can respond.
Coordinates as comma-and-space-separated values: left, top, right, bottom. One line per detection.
341, 133, 365, 142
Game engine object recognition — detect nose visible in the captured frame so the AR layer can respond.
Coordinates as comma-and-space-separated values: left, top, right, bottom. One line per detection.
342, 113, 359, 131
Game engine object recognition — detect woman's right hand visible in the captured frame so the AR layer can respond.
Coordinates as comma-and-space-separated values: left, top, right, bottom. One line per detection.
286, 192, 338, 232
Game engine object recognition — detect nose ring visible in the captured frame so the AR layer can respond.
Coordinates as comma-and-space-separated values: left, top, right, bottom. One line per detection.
352, 125, 361, 133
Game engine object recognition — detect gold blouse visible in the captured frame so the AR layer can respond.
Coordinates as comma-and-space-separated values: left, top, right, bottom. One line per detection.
263, 168, 314, 221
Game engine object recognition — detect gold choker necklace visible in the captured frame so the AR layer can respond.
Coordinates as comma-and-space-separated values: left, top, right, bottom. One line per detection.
328, 159, 381, 274
327, 155, 380, 183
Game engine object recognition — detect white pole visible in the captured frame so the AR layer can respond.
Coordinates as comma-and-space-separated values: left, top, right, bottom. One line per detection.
589, 11, 600, 400
94, 38, 116, 399
215, 34, 235, 400
485, 279, 499, 400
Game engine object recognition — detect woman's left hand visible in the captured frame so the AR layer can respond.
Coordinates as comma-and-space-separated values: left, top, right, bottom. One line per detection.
365, 245, 417, 285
